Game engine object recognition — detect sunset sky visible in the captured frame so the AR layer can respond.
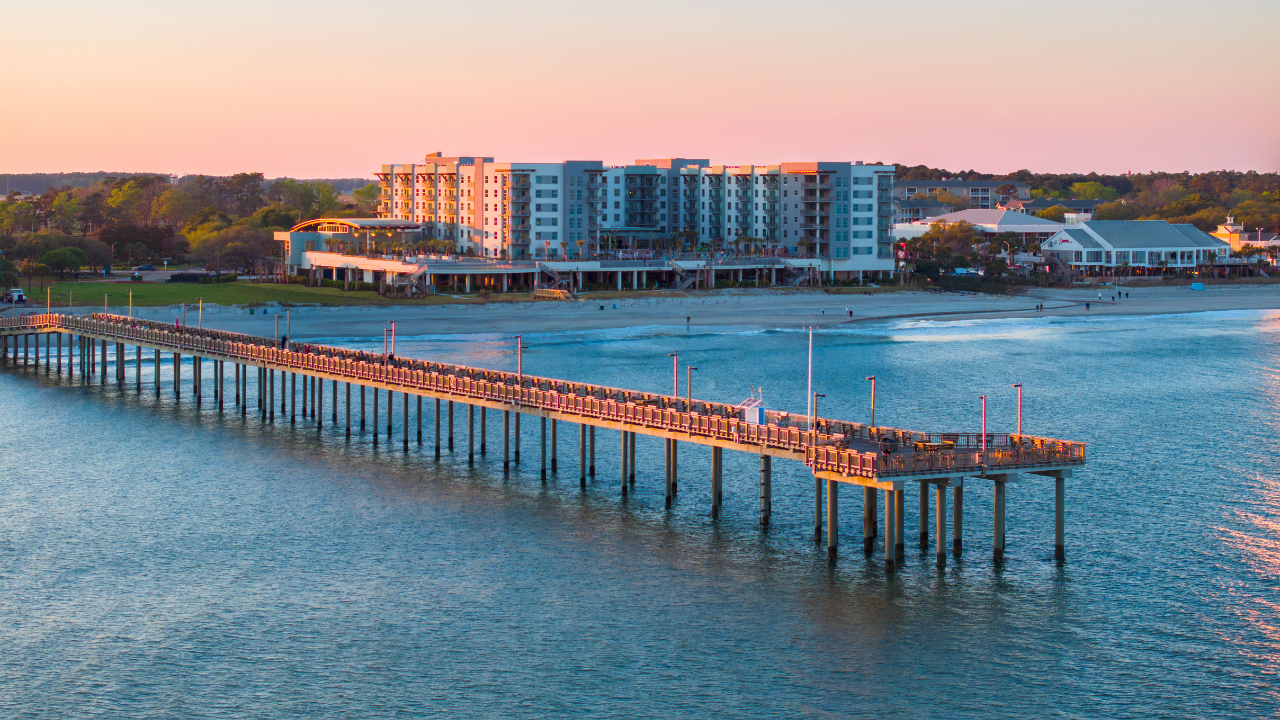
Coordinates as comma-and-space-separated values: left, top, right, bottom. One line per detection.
3, 0, 1277, 178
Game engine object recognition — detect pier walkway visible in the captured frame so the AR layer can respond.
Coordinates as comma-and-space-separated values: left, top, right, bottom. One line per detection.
0, 312, 1085, 569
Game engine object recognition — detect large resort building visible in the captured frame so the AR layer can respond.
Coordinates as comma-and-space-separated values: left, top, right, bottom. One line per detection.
375, 153, 896, 269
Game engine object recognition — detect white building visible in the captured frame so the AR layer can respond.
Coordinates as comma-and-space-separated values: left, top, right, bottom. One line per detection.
1043, 220, 1231, 274
376, 154, 896, 274
894, 209, 1064, 243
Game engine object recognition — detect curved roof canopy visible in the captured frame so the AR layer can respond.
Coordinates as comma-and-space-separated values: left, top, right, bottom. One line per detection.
289, 218, 422, 233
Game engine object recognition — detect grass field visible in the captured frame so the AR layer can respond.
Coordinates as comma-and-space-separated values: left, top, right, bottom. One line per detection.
9, 279, 911, 309
24, 280, 523, 308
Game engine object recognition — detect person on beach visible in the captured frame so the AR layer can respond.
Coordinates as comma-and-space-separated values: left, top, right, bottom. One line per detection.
1086, 302, 1091, 310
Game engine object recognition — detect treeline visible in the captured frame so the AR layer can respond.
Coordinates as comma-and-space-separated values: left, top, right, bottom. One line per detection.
0, 173, 381, 275
893, 166, 1280, 232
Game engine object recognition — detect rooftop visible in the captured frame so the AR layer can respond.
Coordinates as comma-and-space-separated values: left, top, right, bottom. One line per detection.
1082, 221, 1228, 249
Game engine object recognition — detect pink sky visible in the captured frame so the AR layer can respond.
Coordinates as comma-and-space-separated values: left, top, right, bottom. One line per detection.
2, 0, 1277, 178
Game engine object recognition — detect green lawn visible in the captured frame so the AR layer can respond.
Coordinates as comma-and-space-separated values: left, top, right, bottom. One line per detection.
31, 280, 529, 308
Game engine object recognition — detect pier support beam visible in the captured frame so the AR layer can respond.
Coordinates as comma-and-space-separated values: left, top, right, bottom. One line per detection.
316, 377, 322, 430
864, 487, 876, 553
588, 425, 594, 475
711, 446, 723, 519
480, 407, 486, 455
503, 410, 510, 474
827, 478, 838, 562
1054, 474, 1065, 560
992, 474, 1007, 565
514, 412, 521, 461
579, 423, 586, 488
540, 416, 547, 482
628, 431, 635, 484
814, 476, 823, 543
448, 401, 454, 452
174, 353, 181, 399
468, 403, 475, 463
417, 396, 422, 445
935, 483, 947, 568
360, 385, 366, 430
550, 419, 557, 471
664, 439, 674, 508
759, 454, 771, 527
953, 480, 964, 554
372, 387, 379, 447
919, 482, 929, 550
896, 489, 905, 558
403, 391, 409, 451
620, 431, 628, 497
885, 488, 898, 571
434, 398, 441, 458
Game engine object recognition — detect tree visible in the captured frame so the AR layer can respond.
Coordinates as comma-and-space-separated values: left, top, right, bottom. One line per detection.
987, 230, 1022, 257
1093, 201, 1147, 221
152, 187, 199, 229
1069, 181, 1119, 202
219, 173, 266, 216
995, 183, 1020, 203
1034, 205, 1070, 223
905, 220, 981, 261
353, 183, 380, 214
914, 190, 968, 210
189, 225, 275, 274
39, 247, 88, 279
51, 192, 83, 233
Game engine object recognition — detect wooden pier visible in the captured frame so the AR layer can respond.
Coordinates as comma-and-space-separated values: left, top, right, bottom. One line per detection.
0, 312, 1085, 569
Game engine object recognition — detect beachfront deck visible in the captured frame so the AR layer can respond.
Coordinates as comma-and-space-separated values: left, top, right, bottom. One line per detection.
0, 312, 1085, 568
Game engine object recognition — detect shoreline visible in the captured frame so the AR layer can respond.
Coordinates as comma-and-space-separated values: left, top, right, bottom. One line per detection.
2, 284, 1277, 339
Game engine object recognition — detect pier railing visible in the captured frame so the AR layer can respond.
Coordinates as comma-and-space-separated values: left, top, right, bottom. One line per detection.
0, 313, 1086, 479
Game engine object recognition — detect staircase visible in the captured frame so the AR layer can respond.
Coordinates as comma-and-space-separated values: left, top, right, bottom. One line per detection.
538, 263, 572, 291
780, 259, 817, 287
668, 262, 698, 290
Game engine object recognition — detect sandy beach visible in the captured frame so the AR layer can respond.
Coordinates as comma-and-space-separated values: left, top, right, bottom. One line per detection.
5, 284, 1280, 339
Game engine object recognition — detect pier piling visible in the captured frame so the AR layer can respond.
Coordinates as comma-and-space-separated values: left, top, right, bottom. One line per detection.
827, 478, 838, 562
760, 455, 771, 527
935, 483, 947, 568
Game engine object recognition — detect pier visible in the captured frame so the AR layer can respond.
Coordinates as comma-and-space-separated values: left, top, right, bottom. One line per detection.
0, 312, 1085, 569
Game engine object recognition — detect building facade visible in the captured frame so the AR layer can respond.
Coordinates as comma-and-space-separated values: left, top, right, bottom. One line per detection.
892, 179, 1031, 208
377, 153, 895, 265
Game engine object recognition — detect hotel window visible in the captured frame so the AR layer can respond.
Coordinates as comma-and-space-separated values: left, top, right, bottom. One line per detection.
1117, 251, 1131, 264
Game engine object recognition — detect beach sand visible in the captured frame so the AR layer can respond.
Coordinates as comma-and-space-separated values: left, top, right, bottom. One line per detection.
7, 284, 1280, 339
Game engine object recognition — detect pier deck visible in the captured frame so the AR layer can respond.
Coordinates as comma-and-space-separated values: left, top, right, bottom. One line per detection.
0, 312, 1085, 568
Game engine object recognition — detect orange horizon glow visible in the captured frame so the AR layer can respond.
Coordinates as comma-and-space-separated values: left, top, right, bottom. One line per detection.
1, 0, 1277, 179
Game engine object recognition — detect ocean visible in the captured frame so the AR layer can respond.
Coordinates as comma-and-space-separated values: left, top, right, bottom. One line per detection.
1, 309, 1277, 718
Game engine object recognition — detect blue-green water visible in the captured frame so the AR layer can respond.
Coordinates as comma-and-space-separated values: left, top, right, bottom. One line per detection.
2, 310, 1278, 718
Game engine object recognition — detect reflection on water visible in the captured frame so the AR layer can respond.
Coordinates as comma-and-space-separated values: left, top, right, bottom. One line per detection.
1, 310, 1278, 717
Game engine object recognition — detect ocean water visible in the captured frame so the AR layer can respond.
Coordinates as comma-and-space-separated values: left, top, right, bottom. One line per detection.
2, 310, 1278, 718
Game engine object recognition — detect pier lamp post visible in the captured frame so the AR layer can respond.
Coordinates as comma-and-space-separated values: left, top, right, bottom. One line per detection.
104, 294, 109, 313
68, 289, 72, 315
286, 310, 291, 347
383, 329, 389, 364
686, 366, 697, 405
275, 315, 280, 347
197, 298, 203, 328
865, 375, 876, 428
388, 321, 395, 357
181, 303, 186, 327
46, 288, 50, 313
979, 395, 987, 467
807, 324, 814, 429
1011, 383, 1023, 435
668, 352, 678, 396
128, 290, 132, 318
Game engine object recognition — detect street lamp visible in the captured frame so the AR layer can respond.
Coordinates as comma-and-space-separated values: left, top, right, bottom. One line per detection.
686, 366, 697, 404
1011, 383, 1023, 435
108, 242, 117, 277
865, 375, 876, 428
275, 314, 281, 347
979, 395, 988, 467
668, 352, 678, 396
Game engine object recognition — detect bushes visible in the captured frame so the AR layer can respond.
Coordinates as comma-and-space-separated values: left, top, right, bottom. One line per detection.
198, 273, 238, 284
